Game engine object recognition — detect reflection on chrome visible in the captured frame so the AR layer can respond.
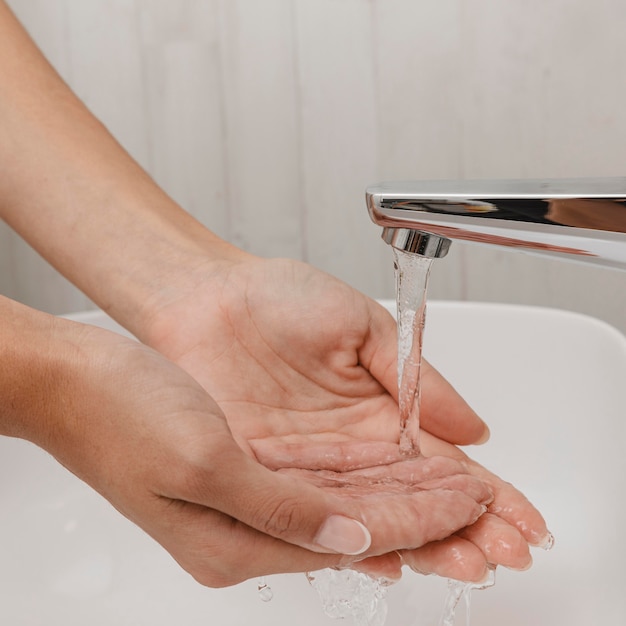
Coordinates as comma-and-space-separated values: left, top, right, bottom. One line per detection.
367, 178, 626, 269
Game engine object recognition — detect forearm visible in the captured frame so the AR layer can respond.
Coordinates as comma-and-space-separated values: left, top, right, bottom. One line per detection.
0, 2, 244, 335
0, 295, 82, 448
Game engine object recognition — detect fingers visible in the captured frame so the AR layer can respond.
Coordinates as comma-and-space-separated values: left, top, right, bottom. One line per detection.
168, 443, 373, 555
244, 429, 544, 583
152, 483, 490, 587
401, 536, 490, 583
327, 513, 532, 586
147, 499, 354, 587
165, 437, 492, 566
481, 478, 551, 547
400, 512, 531, 584
360, 484, 490, 553
351, 552, 403, 583
360, 301, 489, 446
419, 359, 490, 445
280, 463, 493, 524
354, 515, 529, 585
269, 451, 482, 487
457, 513, 531, 571
149, 446, 492, 587
420, 431, 550, 547
350, 511, 533, 584
339, 454, 484, 488
329, 513, 529, 585
249, 438, 403, 473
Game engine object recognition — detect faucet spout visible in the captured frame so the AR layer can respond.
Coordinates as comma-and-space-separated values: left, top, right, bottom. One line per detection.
382, 227, 452, 258
367, 178, 626, 269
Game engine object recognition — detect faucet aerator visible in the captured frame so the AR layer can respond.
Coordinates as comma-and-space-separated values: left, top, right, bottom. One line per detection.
382, 227, 452, 259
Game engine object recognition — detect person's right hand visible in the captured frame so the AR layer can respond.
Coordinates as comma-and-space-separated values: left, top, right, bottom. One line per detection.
2, 297, 492, 587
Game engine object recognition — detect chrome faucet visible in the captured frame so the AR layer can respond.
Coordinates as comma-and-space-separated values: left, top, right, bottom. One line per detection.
366, 178, 626, 269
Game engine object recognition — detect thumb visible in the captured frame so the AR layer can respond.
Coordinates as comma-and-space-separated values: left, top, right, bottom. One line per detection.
197, 447, 372, 555
361, 300, 489, 445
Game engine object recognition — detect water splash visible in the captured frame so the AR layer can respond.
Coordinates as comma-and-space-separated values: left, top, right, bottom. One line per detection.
306, 568, 388, 626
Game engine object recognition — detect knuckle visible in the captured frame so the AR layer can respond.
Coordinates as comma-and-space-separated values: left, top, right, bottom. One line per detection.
259, 494, 305, 537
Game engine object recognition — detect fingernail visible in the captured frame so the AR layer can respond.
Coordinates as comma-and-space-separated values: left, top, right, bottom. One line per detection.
475, 504, 490, 520
475, 423, 491, 445
475, 564, 497, 589
378, 575, 402, 587
504, 559, 533, 572
528, 530, 555, 550
539, 531, 555, 551
507, 554, 533, 572
315, 515, 371, 555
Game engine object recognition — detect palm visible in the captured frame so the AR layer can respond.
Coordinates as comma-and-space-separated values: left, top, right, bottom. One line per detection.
148, 257, 479, 464
145, 257, 549, 580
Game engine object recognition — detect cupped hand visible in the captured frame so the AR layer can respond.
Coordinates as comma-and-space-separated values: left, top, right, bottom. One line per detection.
251, 430, 549, 584
141, 257, 549, 582
387, 429, 551, 583
143, 256, 489, 452
30, 313, 491, 587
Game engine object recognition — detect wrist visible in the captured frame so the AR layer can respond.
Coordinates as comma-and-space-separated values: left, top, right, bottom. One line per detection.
113, 201, 256, 344
0, 297, 86, 448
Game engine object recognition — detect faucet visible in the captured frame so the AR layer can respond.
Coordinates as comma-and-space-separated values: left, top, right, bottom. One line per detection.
366, 178, 626, 269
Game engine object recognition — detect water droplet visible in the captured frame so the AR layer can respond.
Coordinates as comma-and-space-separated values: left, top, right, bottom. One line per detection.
257, 577, 273, 602
541, 532, 555, 551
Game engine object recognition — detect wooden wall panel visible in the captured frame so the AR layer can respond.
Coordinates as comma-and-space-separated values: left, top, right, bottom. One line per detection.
294, 0, 391, 296
216, 0, 303, 257
1, 0, 624, 333
137, 0, 228, 237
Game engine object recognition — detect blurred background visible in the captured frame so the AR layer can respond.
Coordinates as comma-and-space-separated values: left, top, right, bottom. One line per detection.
2, 0, 625, 332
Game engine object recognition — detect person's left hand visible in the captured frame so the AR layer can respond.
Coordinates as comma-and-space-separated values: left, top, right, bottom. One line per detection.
141, 256, 549, 582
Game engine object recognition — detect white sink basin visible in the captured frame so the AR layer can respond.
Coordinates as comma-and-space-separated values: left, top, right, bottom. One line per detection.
1, 301, 625, 625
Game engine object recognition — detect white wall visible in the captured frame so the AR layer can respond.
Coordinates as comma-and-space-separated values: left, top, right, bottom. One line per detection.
2, 0, 625, 333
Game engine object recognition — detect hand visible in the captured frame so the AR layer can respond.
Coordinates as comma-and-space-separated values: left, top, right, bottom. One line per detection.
140, 257, 549, 582
2, 298, 491, 587
0, 2, 545, 588
393, 430, 551, 582
143, 256, 489, 450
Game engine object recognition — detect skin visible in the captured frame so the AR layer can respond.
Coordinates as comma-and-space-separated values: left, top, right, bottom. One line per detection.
139, 255, 548, 581
0, 0, 549, 587
1, 295, 493, 587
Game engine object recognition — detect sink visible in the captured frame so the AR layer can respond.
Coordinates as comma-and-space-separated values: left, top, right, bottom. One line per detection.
1, 301, 625, 625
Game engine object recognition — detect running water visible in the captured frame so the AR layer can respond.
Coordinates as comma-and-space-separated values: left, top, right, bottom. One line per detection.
394, 248, 501, 626
306, 247, 552, 625
439, 568, 496, 626
305, 248, 434, 625
393, 248, 434, 455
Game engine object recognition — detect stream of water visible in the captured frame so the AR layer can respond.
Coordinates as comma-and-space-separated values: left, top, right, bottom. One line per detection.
439, 568, 496, 626
393, 248, 433, 456
307, 248, 493, 625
